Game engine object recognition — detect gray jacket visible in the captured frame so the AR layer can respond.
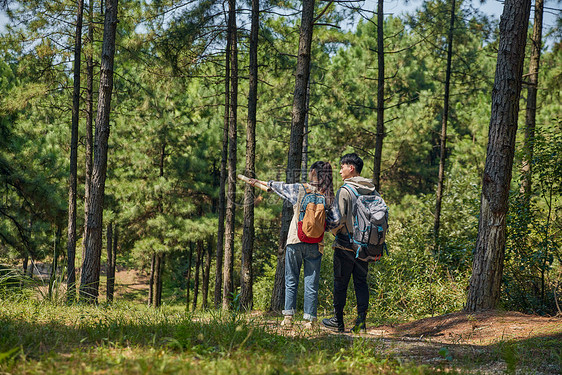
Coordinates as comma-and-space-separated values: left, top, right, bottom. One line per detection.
333, 176, 378, 251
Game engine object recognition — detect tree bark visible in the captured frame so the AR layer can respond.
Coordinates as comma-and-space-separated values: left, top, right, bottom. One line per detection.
106, 222, 115, 302
186, 242, 193, 308
520, 0, 544, 198
148, 253, 155, 305
301, 82, 311, 182
240, 0, 259, 311
215, 6, 231, 310
80, 0, 118, 303
372, 0, 384, 192
154, 253, 162, 307
152, 253, 164, 308
192, 240, 203, 311
82, 0, 95, 275
67, 0, 84, 304
433, 0, 456, 250
49, 224, 62, 300
465, 0, 532, 312
202, 236, 213, 309
270, 0, 316, 312
222, 0, 238, 310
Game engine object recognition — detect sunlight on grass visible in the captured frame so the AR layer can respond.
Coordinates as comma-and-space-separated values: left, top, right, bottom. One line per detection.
0, 298, 446, 374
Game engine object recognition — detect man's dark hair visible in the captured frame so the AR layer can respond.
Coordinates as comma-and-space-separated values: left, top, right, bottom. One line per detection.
340, 153, 363, 174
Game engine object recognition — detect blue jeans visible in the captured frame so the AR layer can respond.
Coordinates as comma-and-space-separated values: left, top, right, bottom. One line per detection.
283, 243, 322, 321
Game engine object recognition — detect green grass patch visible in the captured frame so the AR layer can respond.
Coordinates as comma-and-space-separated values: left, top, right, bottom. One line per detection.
0, 299, 456, 374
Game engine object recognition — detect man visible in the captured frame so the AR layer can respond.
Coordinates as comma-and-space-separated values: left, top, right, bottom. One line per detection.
322, 153, 377, 333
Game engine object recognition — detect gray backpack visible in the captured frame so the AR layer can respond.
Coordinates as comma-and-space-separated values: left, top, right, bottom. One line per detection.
343, 184, 389, 262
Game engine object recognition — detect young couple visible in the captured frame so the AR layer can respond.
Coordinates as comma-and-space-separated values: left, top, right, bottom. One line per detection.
250, 153, 377, 332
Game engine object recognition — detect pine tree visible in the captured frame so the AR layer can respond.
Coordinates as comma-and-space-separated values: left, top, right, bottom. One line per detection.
81, 0, 119, 303
66, 0, 84, 304
240, 0, 260, 311
466, 0, 532, 311
270, 0, 316, 312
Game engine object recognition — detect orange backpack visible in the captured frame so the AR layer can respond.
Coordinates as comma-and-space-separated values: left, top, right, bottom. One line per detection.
296, 184, 326, 243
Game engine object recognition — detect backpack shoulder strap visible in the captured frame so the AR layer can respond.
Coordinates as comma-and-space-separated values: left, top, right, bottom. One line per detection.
342, 184, 360, 199
297, 183, 309, 211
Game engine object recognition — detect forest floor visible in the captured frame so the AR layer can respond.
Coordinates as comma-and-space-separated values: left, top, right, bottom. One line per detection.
111, 267, 562, 374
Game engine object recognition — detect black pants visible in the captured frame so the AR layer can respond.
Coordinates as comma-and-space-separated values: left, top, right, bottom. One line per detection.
332, 247, 369, 317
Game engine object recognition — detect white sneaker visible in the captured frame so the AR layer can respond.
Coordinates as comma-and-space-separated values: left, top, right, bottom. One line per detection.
281, 315, 293, 328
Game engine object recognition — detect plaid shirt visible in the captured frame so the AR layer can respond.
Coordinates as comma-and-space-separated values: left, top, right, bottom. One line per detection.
267, 181, 342, 230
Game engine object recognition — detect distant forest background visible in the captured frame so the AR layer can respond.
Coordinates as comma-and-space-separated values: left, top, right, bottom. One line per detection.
0, 0, 560, 319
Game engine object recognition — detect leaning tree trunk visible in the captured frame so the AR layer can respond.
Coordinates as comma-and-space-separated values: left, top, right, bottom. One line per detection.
433, 0, 456, 250
240, 0, 259, 311
270, 0, 316, 312
465, 0, 531, 312
80, 0, 118, 303
67, 0, 84, 304
372, 0, 384, 192
520, 0, 544, 198
222, 0, 238, 310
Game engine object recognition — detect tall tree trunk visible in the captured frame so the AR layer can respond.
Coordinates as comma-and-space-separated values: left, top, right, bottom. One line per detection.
202, 236, 213, 309
465, 0, 531, 312
80, 0, 118, 303
372, 0, 384, 191
82, 0, 95, 273
154, 253, 162, 307
106, 222, 115, 302
67, 0, 84, 304
186, 242, 193, 308
301, 82, 311, 182
49, 224, 62, 300
148, 253, 155, 306
109, 225, 118, 302
433, 0, 456, 250
270, 0, 316, 312
192, 240, 203, 311
240, 0, 259, 311
520, 0, 544, 197
153, 253, 164, 307
222, 0, 238, 310
215, 10, 231, 311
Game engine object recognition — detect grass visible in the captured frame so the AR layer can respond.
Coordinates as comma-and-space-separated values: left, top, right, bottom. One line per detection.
0, 299, 453, 375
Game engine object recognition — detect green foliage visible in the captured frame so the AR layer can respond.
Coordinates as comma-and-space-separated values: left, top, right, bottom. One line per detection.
505, 121, 562, 315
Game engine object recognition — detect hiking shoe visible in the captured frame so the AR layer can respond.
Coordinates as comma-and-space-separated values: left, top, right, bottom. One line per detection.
350, 315, 367, 333
281, 315, 293, 328
321, 316, 344, 332
303, 319, 317, 330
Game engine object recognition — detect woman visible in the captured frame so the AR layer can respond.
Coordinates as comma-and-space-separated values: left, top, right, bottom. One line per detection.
250, 161, 340, 329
